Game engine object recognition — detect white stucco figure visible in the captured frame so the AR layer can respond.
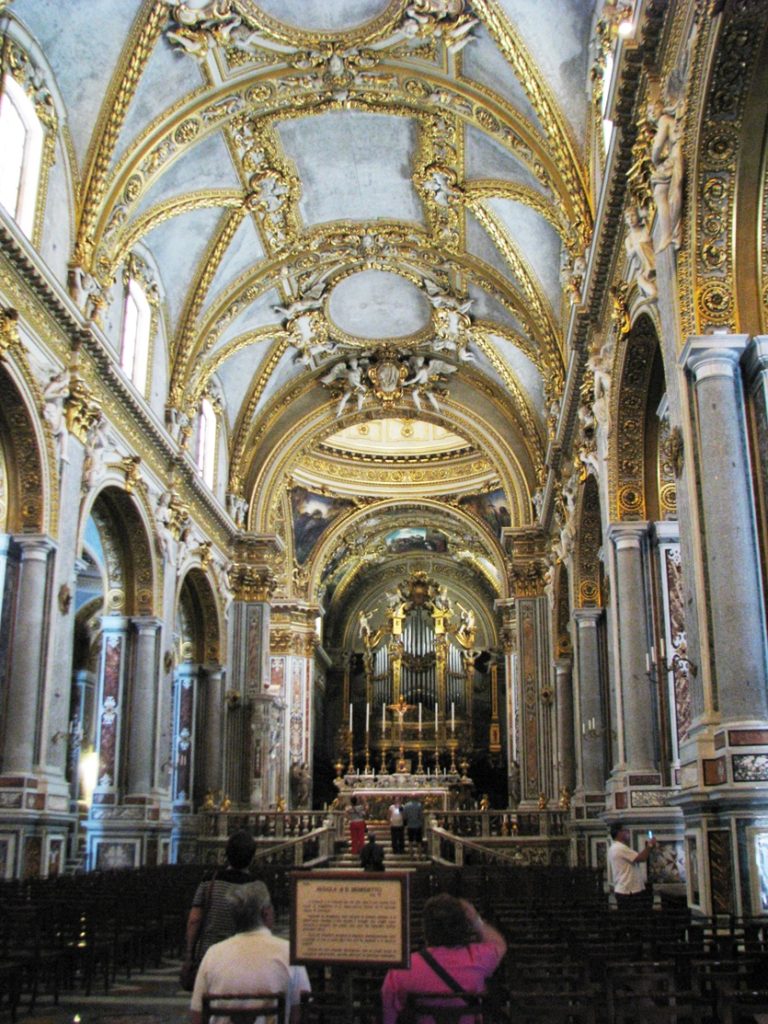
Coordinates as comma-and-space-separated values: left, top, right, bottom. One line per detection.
624, 206, 657, 298
321, 357, 369, 417
43, 369, 70, 464
648, 97, 684, 253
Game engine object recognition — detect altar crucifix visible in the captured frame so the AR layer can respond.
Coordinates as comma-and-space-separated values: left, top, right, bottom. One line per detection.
388, 694, 413, 773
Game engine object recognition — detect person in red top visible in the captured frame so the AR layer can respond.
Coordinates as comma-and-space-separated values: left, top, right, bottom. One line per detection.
381, 894, 506, 1024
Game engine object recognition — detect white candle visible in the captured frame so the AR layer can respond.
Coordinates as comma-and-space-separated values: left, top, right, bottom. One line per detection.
645, 653, 650, 673
651, 646, 656, 664
418, 702, 422, 732
451, 702, 455, 734
660, 638, 665, 659
382, 702, 386, 733
349, 703, 353, 732
365, 702, 370, 733
435, 703, 438, 730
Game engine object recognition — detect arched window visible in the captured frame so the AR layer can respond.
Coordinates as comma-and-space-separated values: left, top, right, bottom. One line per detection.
196, 397, 217, 488
120, 278, 151, 394
0, 74, 43, 237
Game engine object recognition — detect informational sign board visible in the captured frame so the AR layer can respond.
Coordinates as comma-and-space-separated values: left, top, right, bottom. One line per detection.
290, 870, 410, 967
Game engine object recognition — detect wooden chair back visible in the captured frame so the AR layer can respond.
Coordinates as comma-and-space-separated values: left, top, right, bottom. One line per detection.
202, 992, 285, 1024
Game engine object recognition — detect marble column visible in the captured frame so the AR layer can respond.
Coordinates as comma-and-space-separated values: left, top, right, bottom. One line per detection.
172, 662, 197, 807
573, 608, 605, 794
607, 521, 657, 772
126, 617, 162, 797
494, 597, 518, 801
1, 536, 55, 776
229, 599, 271, 805
200, 665, 225, 801
94, 615, 131, 798
554, 657, 575, 794
682, 335, 768, 720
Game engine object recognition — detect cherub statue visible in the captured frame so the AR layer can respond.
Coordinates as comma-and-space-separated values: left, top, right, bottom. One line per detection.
321, 357, 369, 417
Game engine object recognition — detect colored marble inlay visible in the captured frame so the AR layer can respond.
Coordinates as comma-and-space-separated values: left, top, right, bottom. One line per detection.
708, 830, 734, 915
729, 729, 768, 746
732, 754, 768, 781
703, 758, 727, 785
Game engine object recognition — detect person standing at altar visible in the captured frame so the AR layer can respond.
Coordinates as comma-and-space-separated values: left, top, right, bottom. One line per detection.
347, 794, 367, 855
388, 796, 406, 854
403, 797, 424, 859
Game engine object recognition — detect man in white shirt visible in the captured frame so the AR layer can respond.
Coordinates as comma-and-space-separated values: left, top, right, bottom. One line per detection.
191, 880, 310, 1024
607, 822, 657, 911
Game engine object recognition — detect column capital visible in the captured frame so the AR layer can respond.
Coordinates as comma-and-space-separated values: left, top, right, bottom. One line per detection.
12, 534, 57, 560
680, 334, 750, 381
651, 521, 680, 545
607, 521, 649, 550
100, 614, 131, 632
742, 335, 768, 382
573, 607, 603, 627
131, 616, 163, 635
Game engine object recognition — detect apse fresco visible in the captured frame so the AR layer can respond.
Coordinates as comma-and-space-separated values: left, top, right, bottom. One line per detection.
458, 488, 511, 539
385, 527, 448, 553
291, 486, 354, 564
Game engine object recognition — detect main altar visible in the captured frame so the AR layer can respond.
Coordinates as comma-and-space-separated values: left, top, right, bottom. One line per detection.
335, 571, 479, 813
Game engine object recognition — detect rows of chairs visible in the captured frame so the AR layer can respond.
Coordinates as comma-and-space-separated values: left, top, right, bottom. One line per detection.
0, 864, 201, 1020
2, 861, 767, 1023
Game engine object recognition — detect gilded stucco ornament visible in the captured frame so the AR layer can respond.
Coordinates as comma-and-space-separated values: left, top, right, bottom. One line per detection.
321, 348, 457, 417
0, 307, 21, 361
232, 116, 301, 253
400, 0, 479, 53
166, 1, 245, 57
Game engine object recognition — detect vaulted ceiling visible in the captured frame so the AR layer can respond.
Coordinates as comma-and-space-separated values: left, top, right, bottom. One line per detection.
18, 0, 600, 646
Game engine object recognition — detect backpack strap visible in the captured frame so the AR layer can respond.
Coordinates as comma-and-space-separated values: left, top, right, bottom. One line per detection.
417, 948, 467, 997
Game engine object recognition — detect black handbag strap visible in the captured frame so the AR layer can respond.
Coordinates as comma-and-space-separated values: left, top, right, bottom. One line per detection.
191, 869, 217, 960
417, 948, 466, 997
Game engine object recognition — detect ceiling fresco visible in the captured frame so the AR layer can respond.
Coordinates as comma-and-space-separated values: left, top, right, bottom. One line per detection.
13, 0, 601, 643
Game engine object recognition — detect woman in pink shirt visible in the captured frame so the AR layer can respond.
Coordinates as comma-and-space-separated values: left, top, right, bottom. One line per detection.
381, 894, 506, 1024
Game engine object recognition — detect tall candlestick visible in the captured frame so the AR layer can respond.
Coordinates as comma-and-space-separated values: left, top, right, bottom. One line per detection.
451, 702, 455, 734
349, 703, 353, 732
365, 702, 370, 733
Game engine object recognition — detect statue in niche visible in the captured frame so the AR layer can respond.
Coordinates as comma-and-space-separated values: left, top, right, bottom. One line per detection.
624, 206, 657, 298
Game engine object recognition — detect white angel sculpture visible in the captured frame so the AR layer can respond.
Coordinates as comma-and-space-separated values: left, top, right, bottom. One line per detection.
321, 357, 369, 417
404, 355, 456, 411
